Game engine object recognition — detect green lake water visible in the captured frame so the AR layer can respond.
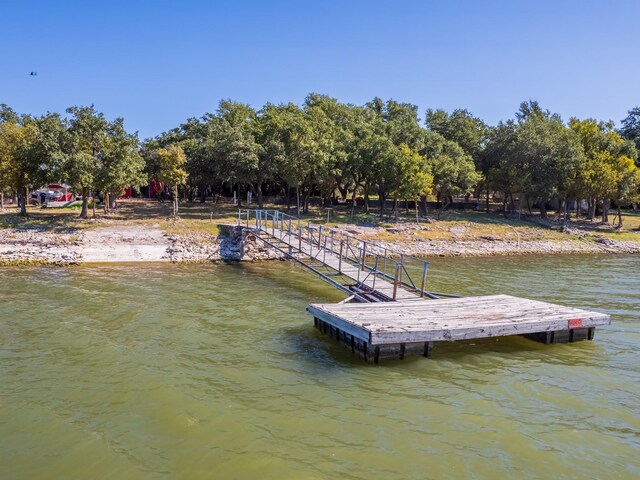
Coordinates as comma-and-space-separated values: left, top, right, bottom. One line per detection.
1, 255, 639, 479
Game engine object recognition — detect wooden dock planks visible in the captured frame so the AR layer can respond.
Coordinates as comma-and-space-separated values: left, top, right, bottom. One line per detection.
308, 294, 611, 345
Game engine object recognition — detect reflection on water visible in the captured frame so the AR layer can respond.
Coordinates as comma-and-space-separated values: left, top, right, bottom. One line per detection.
1, 255, 639, 479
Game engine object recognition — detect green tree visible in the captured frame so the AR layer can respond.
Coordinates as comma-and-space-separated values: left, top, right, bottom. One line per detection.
215, 100, 261, 207
428, 141, 480, 216
98, 118, 146, 211
303, 94, 353, 205
260, 103, 325, 215
570, 118, 638, 222
425, 108, 488, 162
481, 121, 522, 214
0, 113, 65, 216
619, 107, 640, 152
155, 144, 188, 215
0, 122, 38, 215
64, 106, 108, 218
393, 144, 433, 218
514, 101, 584, 219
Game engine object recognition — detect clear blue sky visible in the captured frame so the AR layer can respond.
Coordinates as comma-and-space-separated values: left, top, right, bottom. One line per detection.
2, 0, 638, 139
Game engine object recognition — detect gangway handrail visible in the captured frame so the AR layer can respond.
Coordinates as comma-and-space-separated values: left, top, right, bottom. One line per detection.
238, 209, 454, 300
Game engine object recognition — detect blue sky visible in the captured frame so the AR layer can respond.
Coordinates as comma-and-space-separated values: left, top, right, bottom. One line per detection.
1, 0, 638, 139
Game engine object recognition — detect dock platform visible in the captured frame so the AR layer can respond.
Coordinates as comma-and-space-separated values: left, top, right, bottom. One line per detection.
239, 209, 611, 362
308, 294, 611, 362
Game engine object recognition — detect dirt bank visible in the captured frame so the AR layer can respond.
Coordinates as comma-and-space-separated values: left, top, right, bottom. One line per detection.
1, 222, 639, 266
0, 225, 239, 265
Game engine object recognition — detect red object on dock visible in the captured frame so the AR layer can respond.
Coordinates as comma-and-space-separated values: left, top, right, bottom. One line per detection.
568, 318, 583, 329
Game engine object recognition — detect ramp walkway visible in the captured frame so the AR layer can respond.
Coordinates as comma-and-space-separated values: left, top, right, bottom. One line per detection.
239, 209, 450, 303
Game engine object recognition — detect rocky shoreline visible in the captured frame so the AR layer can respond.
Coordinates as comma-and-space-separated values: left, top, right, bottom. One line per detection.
0, 223, 639, 266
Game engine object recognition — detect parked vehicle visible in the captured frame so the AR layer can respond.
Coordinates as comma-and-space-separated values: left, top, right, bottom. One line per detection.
30, 184, 75, 207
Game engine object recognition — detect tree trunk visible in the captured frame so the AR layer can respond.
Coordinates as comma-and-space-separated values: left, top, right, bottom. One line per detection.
364, 189, 370, 214
109, 194, 117, 210
79, 187, 89, 219
296, 186, 300, 217
589, 198, 596, 221
486, 188, 490, 213
19, 186, 28, 217
617, 205, 623, 227
104, 193, 110, 213
302, 189, 310, 214
0, 191, 3, 210
420, 195, 428, 217
393, 198, 398, 222
502, 193, 508, 218
539, 200, 547, 219
562, 198, 568, 232
173, 185, 179, 215
256, 183, 264, 209
378, 192, 386, 216
464, 193, 470, 210
92, 191, 97, 218
602, 199, 610, 223
437, 197, 450, 220
199, 186, 207, 203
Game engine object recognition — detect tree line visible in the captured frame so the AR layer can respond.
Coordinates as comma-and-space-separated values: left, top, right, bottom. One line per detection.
1, 96, 639, 224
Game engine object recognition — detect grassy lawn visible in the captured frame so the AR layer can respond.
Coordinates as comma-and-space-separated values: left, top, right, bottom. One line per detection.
1, 198, 639, 243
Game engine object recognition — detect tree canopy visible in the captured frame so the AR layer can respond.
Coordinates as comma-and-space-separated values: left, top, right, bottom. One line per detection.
1, 97, 639, 224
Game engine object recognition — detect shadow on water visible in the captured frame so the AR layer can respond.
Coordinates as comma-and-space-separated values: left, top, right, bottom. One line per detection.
276, 324, 363, 370
276, 320, 606, 372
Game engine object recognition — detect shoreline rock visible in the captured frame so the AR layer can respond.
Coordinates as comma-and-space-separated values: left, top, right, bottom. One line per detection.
0, 224, 638, 266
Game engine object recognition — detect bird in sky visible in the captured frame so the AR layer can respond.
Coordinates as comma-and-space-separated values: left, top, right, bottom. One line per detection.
30, 72, 37, 76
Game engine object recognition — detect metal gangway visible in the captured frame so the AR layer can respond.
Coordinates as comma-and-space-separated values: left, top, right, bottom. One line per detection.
238, 209, 457, 303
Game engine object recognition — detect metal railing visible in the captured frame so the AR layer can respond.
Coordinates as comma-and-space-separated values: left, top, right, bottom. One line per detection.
238, 209, 458, 300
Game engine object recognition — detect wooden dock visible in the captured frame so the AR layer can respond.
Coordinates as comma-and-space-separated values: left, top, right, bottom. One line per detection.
240, 209, 612, 362
308, 295, 611, 362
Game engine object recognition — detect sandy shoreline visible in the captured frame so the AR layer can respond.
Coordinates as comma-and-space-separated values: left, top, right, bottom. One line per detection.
1, 222, 639, 266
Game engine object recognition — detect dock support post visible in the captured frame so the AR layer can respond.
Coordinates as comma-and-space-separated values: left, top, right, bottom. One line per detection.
420, 262, 428, 297
338, 241, 343, 273
361, 242, 367, 271
374, 346, 380, 364
588, 327, 595, 340
423, 342, 433, 358
372, 256, 379, 290
392, 263, 400, 300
